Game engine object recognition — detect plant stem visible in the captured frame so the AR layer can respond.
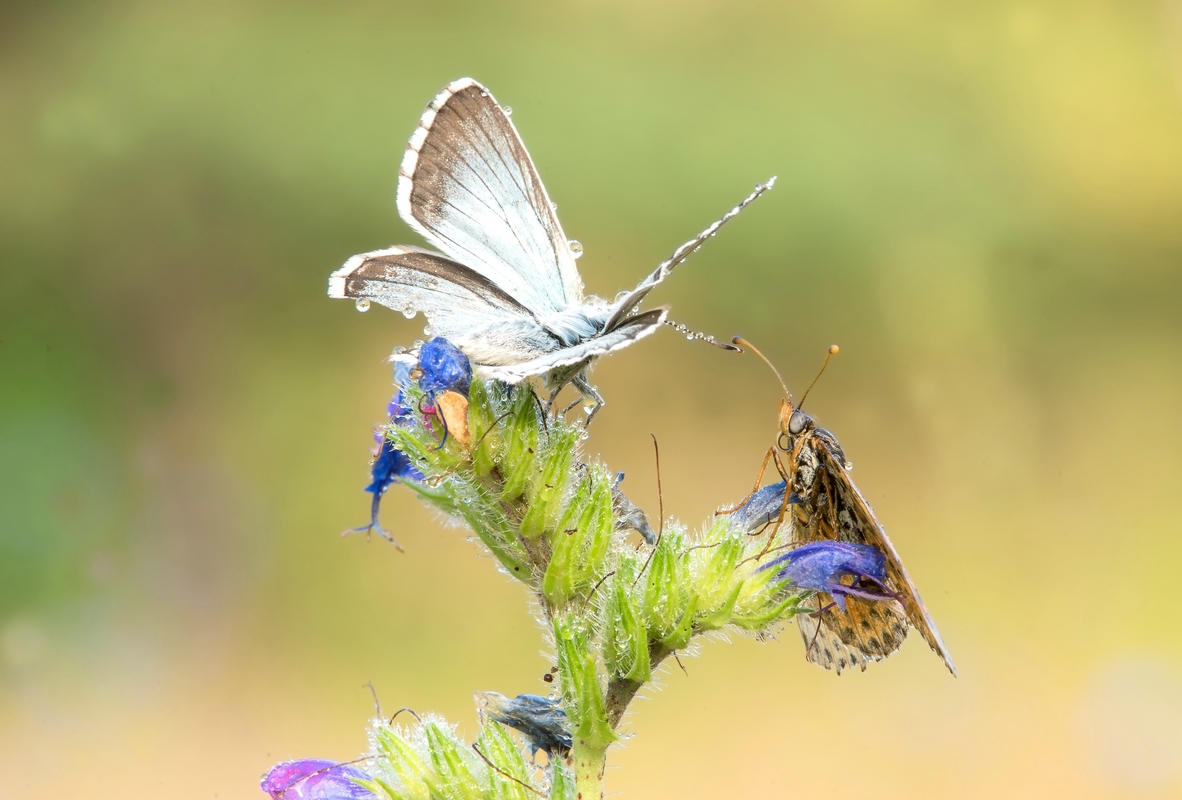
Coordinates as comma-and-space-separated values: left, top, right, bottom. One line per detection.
571, 737, 609, 800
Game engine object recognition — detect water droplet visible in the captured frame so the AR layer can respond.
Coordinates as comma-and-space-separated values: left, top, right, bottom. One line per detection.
685, 334, 694, 341
354, 299, 370, 312
568, 240, 584, 259
392, 345, 407, 355
402, 306, 415, 319
502, 105, 513, 116
427, 278, 439, 289
844, 461, 854, 471
550, 202, 558, 212
423, 325, 433, 336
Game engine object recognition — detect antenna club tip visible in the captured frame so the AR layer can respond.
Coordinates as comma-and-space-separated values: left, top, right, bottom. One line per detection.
828, 345, 839, 354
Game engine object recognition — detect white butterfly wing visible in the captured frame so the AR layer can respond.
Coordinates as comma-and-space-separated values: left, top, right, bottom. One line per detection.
397, 78, 584, 315
481, 309, 667, 384
329, 246, 559, 367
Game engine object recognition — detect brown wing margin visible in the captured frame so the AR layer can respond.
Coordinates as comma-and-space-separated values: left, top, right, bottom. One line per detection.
815, 443, 958, 676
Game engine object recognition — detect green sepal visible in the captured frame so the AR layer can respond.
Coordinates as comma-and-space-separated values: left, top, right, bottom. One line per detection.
548, 761, 577, 800
423, 721, 483, 800
474, 721, 538, 800
519, 425, 579, 539
642, 530, 689, 642
543, 466, 613, 606
554, 616, 616, 749
466, 379, 501, 479
446, 477, 535, 585
603, 558, 651, 683
497, 388, 540, 502
373, 725, 431, 799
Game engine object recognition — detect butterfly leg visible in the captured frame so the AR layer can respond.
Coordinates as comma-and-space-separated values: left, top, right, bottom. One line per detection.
717, 446, 777, 515
571, 373, 604, 426
755, 449, 795, 558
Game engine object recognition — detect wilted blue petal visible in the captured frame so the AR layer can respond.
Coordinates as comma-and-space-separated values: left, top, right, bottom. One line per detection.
261, 759, 378, 800
418, 337, 472, 396
365, 437, 423, 493
728, 481, 788, 534
761, 541, 893, 612
477, 691, 572, 758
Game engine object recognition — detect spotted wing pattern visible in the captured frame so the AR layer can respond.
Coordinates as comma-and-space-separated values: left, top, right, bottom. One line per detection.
790, 433, 957, 676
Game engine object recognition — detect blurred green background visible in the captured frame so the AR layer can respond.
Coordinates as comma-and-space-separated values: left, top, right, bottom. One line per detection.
3, 0, 1182, 797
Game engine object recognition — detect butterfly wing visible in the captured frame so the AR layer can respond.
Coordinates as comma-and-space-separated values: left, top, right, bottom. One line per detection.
329, 246, 561, 367
795, 593, 908, 674
787, 447, 910, 674
398, 78, 583, 315
481, 308, 667, 384
812, 441, 957, 676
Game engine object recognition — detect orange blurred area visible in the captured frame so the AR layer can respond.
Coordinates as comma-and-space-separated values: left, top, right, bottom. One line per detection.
2, 1, 1182, 797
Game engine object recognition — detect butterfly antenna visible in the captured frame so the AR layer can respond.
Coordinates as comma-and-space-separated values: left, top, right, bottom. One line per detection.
732, 336, 792, 403
656, 178, 776, 276
797, 345, 839, 410
665, 319, 741, 351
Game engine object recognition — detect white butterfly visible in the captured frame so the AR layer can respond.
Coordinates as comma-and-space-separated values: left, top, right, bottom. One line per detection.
329, 77, 773, 416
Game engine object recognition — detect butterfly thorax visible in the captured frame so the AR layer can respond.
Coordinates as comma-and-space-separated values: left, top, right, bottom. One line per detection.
777, 406, 848, 497
539, 298, 612, 347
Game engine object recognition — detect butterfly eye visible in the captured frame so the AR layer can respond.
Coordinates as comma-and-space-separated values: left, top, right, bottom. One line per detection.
788, 411, 811, 435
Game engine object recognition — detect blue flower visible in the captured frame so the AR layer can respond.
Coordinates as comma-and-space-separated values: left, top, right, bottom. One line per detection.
760, 541, 895, 612
261, 759, 378, 800
346, 337, 471, 549
418, 337, 472, 396
345, 432, 424, 551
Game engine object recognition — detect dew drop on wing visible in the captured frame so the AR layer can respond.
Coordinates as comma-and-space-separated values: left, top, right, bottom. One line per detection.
551, 202, 558, 212
354, 299, 371, 312
427, 278, 439, 288
402, 306, 416, 319
503, 105, 513, 115
568, 240, 584, 259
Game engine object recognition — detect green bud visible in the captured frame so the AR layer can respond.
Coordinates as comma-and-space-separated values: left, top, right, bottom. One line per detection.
466, 378, 501, 479
473, 721, 542, 800
554, 615, 615, 749
498, 388, 540, 502
543, 466, 613, 606
519, 424, 579, 539
603, 556, 651, 683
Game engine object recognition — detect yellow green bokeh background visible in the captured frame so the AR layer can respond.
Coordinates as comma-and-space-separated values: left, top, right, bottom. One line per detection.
3, 1, 1182, 797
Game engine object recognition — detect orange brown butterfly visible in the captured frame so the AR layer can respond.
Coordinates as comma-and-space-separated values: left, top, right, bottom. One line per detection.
726, 338, 956, 676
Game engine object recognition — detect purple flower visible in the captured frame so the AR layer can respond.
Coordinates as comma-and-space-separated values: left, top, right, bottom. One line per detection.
761, 541, 895, 612
418, 337, 472, 396
261, 759, 378, 800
